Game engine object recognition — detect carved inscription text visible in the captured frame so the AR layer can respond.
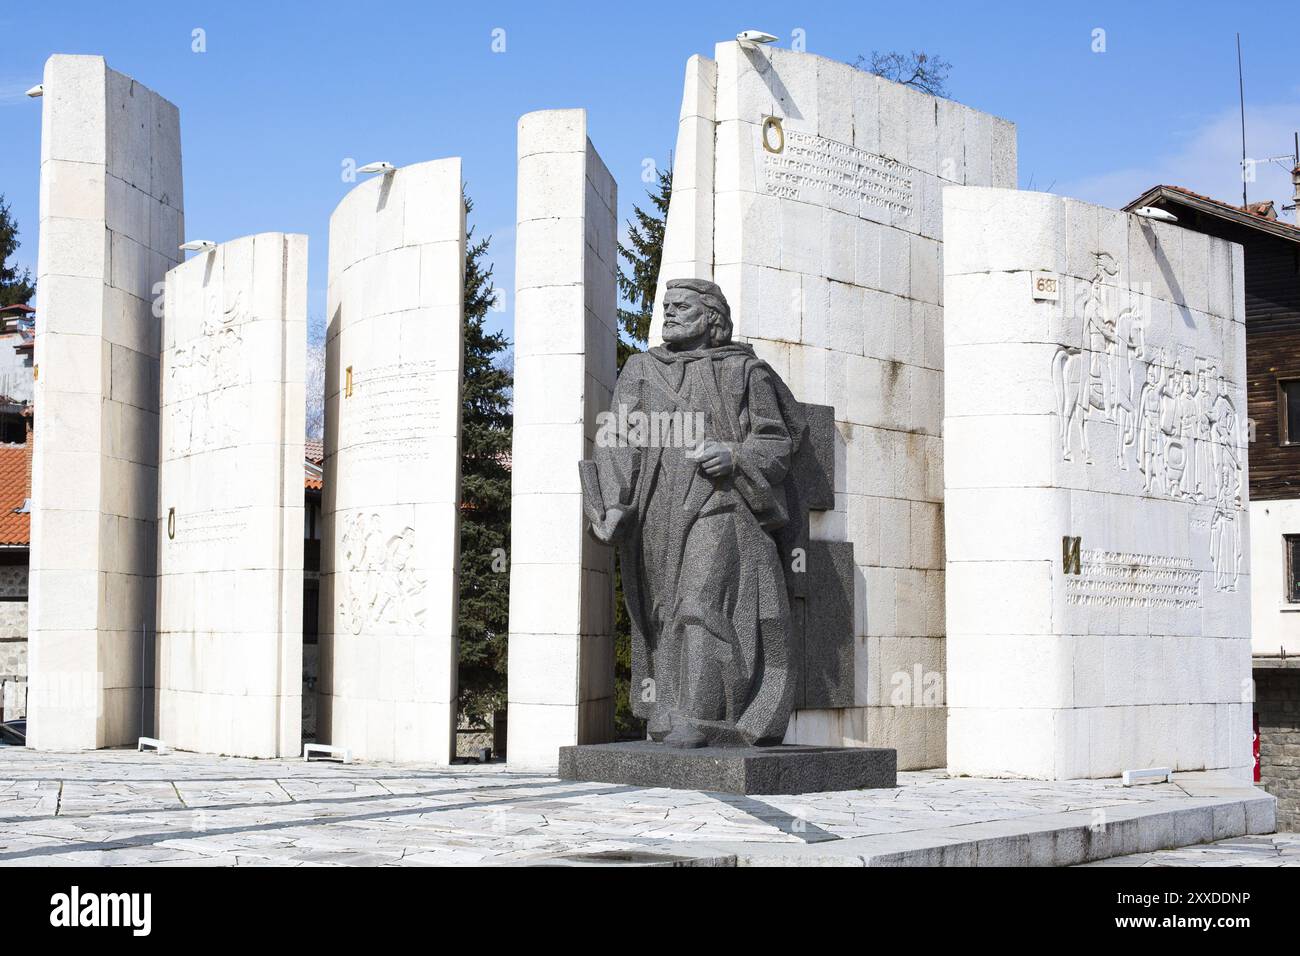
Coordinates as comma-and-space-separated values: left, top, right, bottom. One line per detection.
1064, 549, 1203, 611
762, 128, 914, 218
169, 508, 249, 546
343, 359, 441, 466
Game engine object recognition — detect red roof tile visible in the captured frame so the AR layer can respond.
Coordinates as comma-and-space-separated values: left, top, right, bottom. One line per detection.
0, 444, 30, 547
1244, 199, 1278, 219
304, 450, 322, 491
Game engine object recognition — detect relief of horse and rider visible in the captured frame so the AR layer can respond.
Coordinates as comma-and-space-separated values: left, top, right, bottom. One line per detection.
1051, 252, 1244, 591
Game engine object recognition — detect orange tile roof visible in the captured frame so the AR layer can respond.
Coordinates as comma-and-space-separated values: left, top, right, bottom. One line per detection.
1244, 200, 1278, 219
0, 444, 29, 547
304, 444, 323, 491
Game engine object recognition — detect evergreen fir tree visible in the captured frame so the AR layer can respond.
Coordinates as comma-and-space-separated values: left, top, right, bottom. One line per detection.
0, 195, 35, 307
615, 165, 672, 366
457, 191, 513, 728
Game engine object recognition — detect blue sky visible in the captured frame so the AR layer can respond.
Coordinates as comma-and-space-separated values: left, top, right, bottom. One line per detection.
2, 0, 1298, 344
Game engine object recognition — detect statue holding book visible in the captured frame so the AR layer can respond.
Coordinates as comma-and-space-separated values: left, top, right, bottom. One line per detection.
579, 279, 808, 748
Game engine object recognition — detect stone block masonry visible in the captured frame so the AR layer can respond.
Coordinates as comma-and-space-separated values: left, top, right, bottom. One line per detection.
156, 233, 306, 758
27, 55, 183, 750
1255, 667, 1300, 829
506, 109, 618, 768
943, 188, 1251, 780
318, 159, 465, 764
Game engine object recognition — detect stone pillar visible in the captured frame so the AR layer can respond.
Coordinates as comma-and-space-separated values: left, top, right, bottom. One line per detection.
319, 159, 464, 763
28, 55, 183, 750
156, 233, 306, 757
648, 43, 1016, 768
506, 109, 618, 767
943, 187, 1252, 779
656, 55, 716, 288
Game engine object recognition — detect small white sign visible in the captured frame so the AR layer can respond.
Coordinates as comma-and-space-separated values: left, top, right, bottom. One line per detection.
1031, 271, 1060, 301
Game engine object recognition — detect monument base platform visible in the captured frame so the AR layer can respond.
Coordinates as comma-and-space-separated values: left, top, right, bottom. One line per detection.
557, 741, 897, 795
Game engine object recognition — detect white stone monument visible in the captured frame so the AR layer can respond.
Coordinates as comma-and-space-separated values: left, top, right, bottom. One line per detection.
506, 109, 618, 767
649, 43, 1016, 767
28, 55, 183, 750
156, 233, 306, 757
318, 159, 465, 763
943, 188, 1252, 779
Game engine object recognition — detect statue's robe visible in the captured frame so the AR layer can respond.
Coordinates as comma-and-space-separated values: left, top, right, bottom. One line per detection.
591, 343, 806, 746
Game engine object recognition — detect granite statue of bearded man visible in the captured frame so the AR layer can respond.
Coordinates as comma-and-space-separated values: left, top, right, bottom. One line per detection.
581, 279, 807, 748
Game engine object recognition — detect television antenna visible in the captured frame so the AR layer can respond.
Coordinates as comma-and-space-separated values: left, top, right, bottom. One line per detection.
1237, 34, 1248, 208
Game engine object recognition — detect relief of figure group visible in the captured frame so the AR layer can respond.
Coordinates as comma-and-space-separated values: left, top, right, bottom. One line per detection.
337, 511, 427, 636
1052, 252, 1243, 592
167, 289, 248, 457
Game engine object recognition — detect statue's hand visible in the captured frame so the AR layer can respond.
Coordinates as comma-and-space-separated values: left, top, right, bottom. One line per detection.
688, 440, 735, 478
592, 505, 629, 544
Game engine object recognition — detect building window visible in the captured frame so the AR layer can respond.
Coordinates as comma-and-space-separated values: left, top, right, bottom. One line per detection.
1288, 535, 1300, 603
0, 413, 24, 444
1280, 379, 1300, 445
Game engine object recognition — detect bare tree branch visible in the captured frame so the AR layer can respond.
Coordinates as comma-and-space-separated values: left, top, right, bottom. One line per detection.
305, 317, 326, 441
854, 50, 952, 97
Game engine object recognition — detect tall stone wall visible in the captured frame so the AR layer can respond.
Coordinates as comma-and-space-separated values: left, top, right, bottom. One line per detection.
1255, 668, 1300, 830
319, 159, 464, 763
0, 564, 27, 720
650, 43, 1016, 768
156, 233, 305, 757
0, 564, 28, 639
943, 188, 1251, 779
28, 55, 183, 750
506, 109, 618, 768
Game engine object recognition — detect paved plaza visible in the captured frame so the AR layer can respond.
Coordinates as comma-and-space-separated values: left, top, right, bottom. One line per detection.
0, 748, 1278, 866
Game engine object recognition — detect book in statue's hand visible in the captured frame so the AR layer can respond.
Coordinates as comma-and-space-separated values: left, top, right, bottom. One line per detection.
578, 459, 605, 528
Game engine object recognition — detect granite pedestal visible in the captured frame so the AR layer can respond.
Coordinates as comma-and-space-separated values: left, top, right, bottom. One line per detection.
558, 742, 897, 795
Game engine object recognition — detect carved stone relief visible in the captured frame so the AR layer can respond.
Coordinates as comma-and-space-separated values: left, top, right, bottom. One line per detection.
167, 288, 248, 457
1051, 252, 1243, 593
337, 511, 427, 636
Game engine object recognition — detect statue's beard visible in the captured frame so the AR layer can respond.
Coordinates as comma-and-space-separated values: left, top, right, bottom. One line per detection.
663, 323, 710, 350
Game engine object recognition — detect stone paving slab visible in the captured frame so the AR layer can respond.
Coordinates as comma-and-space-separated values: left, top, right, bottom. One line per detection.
0, 748, 1276, 867
1079, 833, 1300, 867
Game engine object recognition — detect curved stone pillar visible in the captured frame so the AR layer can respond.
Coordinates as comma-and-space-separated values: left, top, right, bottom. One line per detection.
319, 159, 464, 763
156, 232, 306, 757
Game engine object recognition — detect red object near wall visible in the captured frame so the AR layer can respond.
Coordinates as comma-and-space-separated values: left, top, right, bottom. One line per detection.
1253, 712, 1260, 783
